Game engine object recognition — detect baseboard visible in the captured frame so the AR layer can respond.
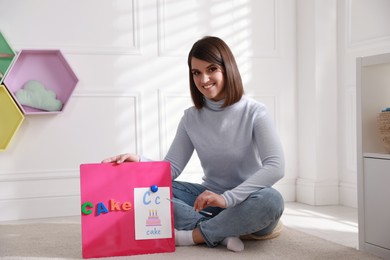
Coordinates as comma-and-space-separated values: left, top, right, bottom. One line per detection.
296, 178, 339, 205
273, 177, 296, 202
339, 181, 357, 208
0, 169, 80, 222
0, 195, 80, 222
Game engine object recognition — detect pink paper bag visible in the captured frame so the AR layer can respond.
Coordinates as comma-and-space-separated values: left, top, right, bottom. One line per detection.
80, 161, 175, 258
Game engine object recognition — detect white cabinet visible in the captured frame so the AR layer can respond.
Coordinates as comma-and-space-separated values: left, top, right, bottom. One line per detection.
363, 156, 390, 248
357, 53, 390, 259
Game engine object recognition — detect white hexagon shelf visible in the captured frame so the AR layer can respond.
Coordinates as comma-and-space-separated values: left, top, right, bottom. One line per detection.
0, 85, 24, 151
3, 49, 78, 115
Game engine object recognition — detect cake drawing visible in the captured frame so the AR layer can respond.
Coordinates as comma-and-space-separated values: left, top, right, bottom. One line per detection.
146, 209, 161, 226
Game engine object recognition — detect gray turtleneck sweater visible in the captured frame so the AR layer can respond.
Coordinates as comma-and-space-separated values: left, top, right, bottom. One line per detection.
160, 96, 285, 208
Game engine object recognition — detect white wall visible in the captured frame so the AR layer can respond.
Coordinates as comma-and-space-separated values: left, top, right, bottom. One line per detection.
337, 0, 390, 207
4, 0, 388, 221
295, 0, 390, 207
0, 0, 297, 221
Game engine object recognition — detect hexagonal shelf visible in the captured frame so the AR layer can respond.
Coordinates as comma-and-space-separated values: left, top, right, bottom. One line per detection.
3, 49, 78, 115
0, 85, 24, 151
0, 31, 16, 83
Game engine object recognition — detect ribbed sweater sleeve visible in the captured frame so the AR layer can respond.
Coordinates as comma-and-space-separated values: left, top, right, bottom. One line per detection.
165, 118, 195, 179
221, 111, 284, 207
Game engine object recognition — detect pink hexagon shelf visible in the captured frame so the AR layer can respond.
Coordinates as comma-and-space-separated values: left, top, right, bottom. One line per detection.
0, 31, 16, 83
3, 49, 78, 115
0, 85, 24, 151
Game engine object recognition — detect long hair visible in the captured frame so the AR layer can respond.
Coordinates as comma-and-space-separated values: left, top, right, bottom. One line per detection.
187, 36, 244, 109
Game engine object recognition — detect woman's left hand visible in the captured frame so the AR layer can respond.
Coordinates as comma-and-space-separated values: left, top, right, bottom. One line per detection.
194, 190, 226, 212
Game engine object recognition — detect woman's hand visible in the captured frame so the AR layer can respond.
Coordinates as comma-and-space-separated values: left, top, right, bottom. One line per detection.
101, 153, 140, 164
193, 190, 226, 212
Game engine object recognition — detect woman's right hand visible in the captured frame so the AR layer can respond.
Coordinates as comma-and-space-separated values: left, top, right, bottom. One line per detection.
101, 153, 140, 164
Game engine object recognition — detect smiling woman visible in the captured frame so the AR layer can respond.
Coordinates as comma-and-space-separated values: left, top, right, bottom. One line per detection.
103, 36, 285, 253
187, 36, 244, 109
190, 57, 225, 102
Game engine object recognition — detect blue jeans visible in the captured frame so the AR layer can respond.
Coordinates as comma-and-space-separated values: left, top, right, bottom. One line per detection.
172, 181, 284, 247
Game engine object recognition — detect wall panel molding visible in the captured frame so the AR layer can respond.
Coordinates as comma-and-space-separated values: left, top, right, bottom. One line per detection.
0, 169, 78, 182
72, 90, 142, 155
73, 89, 141, 98
7, 0, 141, 55
157, 90, 192, 158
345, 0, 390, 49
157, 0, 280, 58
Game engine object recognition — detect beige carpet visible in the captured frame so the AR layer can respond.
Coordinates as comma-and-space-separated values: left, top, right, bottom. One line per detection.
0, 223, 382, 260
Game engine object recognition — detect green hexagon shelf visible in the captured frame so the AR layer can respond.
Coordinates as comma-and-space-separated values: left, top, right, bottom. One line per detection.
0, 85, 24, 151
0, 31, 16, 83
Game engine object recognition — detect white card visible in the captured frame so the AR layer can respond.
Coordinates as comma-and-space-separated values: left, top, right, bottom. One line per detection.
134, 187, 172, 240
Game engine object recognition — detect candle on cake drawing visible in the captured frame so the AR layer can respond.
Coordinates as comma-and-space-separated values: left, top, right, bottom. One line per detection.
134, 187, 172, 240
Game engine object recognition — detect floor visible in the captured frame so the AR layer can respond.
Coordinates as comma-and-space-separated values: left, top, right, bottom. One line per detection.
0, 202, 359, 249
281, 202, 359, 249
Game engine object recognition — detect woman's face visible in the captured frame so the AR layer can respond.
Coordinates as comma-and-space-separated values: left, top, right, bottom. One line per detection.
191, 57, 225, 101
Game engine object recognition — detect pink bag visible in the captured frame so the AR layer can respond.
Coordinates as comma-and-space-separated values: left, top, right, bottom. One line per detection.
80, 162, 175, 258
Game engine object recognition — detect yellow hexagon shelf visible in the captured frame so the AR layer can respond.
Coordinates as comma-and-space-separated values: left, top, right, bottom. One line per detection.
0, 85, 24, 151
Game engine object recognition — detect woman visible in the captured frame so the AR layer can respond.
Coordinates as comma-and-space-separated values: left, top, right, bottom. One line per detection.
102, 36, 285, 252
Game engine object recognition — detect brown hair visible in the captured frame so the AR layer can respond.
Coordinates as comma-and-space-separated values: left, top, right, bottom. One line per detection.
187, 36, 244, 109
